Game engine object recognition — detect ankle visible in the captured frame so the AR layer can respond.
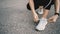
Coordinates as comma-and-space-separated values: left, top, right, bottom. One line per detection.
41, 17, 47, 19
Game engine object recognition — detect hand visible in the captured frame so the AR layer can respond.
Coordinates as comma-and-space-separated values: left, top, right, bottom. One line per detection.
48, 15, 59, 23
33, 12, 39, 22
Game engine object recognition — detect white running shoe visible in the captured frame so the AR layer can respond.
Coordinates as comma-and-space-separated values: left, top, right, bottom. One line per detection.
37, 8, 43, 14
35, 18, 48, 31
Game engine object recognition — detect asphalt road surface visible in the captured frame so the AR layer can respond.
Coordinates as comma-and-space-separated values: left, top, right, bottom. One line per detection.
0, 0, 60, 34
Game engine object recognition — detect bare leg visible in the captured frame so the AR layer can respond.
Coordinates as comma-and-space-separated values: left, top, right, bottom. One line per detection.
42, 9, 49, 18
39, 6, 43, 9
33, 7, 49, 22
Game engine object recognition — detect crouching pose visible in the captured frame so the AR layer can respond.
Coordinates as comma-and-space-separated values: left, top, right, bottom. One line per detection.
27, 0, 59, 31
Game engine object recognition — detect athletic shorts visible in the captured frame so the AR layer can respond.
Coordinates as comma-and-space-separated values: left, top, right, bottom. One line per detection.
27, 0, 54, 10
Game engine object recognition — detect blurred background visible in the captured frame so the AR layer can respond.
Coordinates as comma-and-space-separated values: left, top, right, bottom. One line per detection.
0, 0, 60, 34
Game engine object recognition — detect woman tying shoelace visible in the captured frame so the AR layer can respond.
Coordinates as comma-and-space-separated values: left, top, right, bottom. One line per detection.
27, 0, 59, 31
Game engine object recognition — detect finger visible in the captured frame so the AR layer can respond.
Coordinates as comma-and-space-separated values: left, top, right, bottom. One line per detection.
49, 17, 54, 20
49, 16, 55, 19
48, 18, 55, 23
53, 19, 57, 22
48, 19, 53, 22
48, 20, 55, 23
48, 18, 53, 22
49, 19, 56, 23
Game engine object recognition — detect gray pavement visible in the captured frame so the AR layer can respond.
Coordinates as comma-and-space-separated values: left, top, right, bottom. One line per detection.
0, 0, 60, 34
